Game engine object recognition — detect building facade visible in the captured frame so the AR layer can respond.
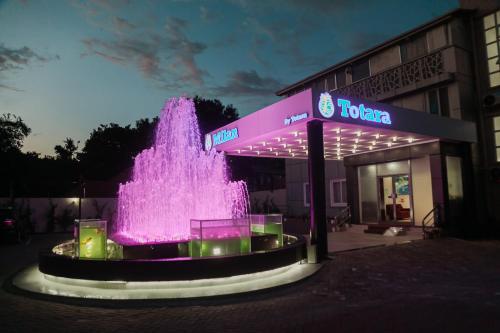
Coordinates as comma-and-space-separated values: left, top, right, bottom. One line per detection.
278, 2, 500, 234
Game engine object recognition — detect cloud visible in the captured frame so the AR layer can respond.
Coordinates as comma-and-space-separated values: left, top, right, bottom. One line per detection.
212, 70, 283, 97
82, 37, 161, 78
199, 5, 220, 22
113, 16, 136, 33
0, 44, 59, 92
0, 83, 24, 92
164, 17, 208, 85
243, 16, 329, 70
0, 44, 48, 71
81, 16, 208, 87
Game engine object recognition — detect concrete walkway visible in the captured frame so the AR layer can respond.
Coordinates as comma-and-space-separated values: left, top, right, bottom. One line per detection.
328, 224, 423, 253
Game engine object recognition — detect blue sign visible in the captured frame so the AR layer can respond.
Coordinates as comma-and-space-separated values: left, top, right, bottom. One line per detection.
318, 92, 392, 125
211, 128, 239, 148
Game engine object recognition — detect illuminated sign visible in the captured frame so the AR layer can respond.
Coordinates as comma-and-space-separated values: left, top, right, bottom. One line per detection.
208, 128, 239, 149
318, 92, 335, 118
337, 98, 391, 124
284, 112, 308, 125
318, 92, 392, 125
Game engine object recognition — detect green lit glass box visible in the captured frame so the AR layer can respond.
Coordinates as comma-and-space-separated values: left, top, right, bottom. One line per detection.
74, 219, 107, 259
250, 214, 283, 247
190, 218, 251, 257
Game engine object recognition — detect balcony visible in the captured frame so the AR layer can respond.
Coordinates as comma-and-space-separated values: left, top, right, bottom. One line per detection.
336, 50, 453, 101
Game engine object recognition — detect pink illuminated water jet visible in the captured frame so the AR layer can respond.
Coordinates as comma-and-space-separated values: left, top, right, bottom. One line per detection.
113, 97, 249, 244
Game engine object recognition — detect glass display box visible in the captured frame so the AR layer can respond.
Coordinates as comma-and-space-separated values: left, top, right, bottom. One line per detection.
190, 218, 251, 257
250, 214, 284, 247
74, 219, 107, 259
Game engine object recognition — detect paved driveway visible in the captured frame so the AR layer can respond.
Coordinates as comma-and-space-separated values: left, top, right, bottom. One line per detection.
1, 234, 500, 333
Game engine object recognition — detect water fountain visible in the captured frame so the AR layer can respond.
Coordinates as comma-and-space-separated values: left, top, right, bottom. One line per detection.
12, 97, 314, 300
113, 97, 249, 245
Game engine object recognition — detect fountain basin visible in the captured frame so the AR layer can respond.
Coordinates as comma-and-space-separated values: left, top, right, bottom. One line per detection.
38, 234, 307, 281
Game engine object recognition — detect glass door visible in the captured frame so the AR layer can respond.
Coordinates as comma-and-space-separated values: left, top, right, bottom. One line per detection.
378, 174, 412, 223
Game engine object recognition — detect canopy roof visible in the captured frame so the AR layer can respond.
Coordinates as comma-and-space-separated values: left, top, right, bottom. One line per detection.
206, 89, 477, 160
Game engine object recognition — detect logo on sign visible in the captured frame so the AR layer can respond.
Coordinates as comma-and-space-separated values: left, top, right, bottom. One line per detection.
204, 133, 212, 151
318, 92, 335, 118
284, 112, 308, 125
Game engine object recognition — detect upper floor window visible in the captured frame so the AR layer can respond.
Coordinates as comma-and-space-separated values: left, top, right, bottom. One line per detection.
336, 70, 346, 88
483, 11, 500, 87
351, 60, 370, 82
427, 87, 450, 117
494, 116, 500, 162
400, 33, 427, 63
326, 74, 336, 91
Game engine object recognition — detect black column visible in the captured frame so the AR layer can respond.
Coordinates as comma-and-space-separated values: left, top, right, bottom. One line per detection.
307, 120, 328, 261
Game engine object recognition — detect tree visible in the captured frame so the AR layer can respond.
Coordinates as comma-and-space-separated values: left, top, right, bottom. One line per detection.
54, 138, 79, 161
77, 97, 238, 181
193, 96, 239, 136
0, 113, 31, 153
78, 119, 158, 180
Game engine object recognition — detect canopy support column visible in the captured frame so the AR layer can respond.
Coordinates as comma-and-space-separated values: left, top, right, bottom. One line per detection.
307, 120, 328, 262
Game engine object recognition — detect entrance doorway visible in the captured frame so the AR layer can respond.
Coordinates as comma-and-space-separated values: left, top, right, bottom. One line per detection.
378, 175, 412, 223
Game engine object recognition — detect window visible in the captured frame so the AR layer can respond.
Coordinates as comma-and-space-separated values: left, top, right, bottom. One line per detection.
330, 179, 347, 207
400, 33, 427, 62
336, 70, 346, 88
303, 183, 310, 207
494, 116, 500, 162
326, 74, 336, 91
483, 11, 500, 87
427, 87, 450, 116
351, 59, 370, 82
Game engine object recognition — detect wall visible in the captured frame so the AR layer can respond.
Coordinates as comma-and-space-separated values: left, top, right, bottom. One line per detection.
0, 197, 117, 233
411, 156, 434, 226
390, 92, 427, 112
249, 189, 287, 214
285, 159, 309, 216
285, 159, 346, 217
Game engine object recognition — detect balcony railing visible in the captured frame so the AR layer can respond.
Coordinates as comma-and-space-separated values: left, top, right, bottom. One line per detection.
336, 50, 445, 100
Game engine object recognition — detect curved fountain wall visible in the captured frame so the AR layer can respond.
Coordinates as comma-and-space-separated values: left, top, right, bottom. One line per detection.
113, 97, 249, 244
